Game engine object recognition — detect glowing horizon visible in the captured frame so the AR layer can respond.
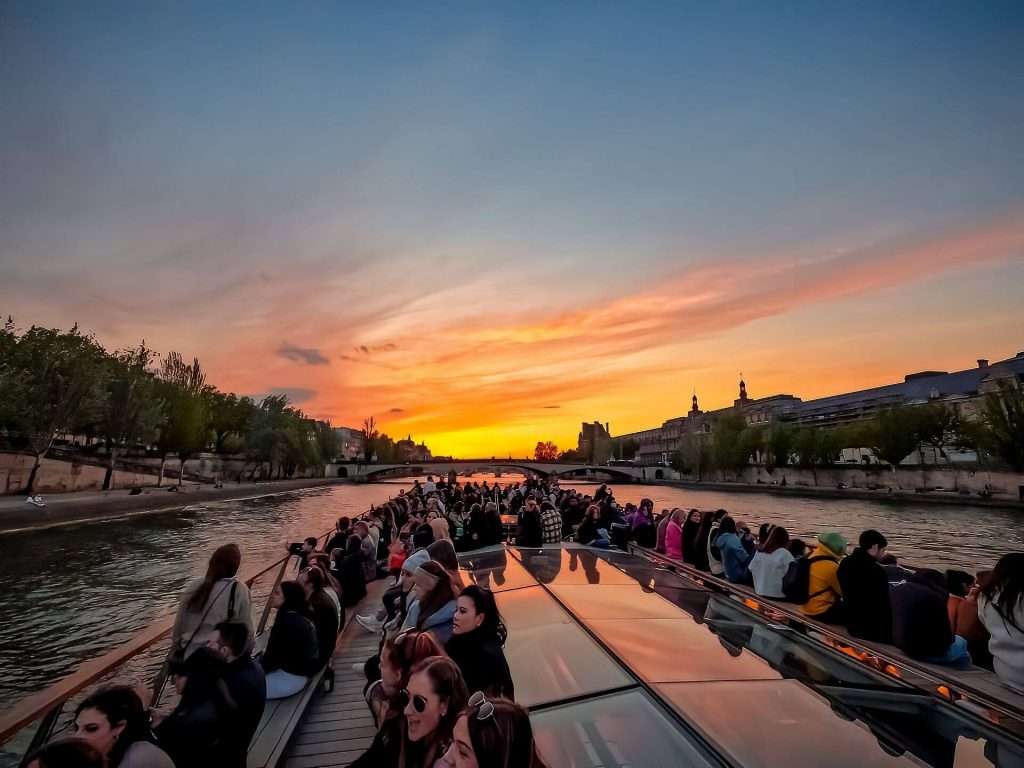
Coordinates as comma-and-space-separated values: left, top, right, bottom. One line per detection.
2, 4, 1022, 458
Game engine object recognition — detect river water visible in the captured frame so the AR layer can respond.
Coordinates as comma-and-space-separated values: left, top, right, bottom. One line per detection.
0, 475, 1021, 710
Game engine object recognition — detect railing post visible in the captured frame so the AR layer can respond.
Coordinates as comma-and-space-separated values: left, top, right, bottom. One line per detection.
256, 555, 293, 636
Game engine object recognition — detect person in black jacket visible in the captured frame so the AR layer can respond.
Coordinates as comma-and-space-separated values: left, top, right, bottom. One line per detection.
324, 516, 352, 556
260, 581, 320, 699
515, 497, 543, 547
207, 621, 266, 768
445, 585, 514, 699
336, 534, 368, 607
837, 529, 893, 642
156, 647, 228, 766
299, 566, 341, 670
891, 569, 971, 667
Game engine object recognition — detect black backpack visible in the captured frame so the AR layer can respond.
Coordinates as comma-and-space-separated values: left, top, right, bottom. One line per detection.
781, 555, 836, 603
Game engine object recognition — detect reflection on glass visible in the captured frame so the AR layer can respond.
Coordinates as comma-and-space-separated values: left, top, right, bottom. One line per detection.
504, 622, 633, 707
656, 679, 1010, 768
550, 585, 688, 620
532, 689, 716, 768
512, 547, 638, 585
587, 618, 781, 683
495, 586, 574, 630
458, 551, 537, 592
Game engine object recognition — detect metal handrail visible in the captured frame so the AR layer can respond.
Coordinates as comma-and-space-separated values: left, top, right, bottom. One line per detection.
0, 548, 298, 745
628, 543, 1024, 726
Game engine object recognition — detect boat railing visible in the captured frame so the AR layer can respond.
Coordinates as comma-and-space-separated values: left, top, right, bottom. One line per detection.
0, 527, 335, 766
628, 543, 1024, 730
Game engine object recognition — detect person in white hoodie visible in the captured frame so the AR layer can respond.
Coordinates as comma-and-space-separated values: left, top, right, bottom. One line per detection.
978, 553, 1024, 694
748, 525, 794, 599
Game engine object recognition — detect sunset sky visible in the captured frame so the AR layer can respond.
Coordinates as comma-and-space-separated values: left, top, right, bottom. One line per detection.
2, 3, 1023, 457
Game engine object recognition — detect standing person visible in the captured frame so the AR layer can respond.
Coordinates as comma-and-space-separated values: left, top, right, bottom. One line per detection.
515, 497, 544, 547
72, 686, 174, 768
891, 569, 971, 668
801, 532, 846, 624
681, 509, 703, 564
445, 586, 514, 699
351, 656, 469, 768
978, 553, 1024, 692
354, 521, 378, 583
748, 525, 794, 599
171, 543, 253, 659
664, 509, 686, 560
444, 695, 549, 768
206, 621, 266, 768
538, 502, 563, 544
837, 530, 893, 642
338, 534, 369, 607
260, 581, 320, 699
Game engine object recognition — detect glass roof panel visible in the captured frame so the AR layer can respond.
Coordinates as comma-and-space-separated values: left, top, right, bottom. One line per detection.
586, 618, 782, 684
657, 680, 936, 768
495, 585, 574, 630
458, 549, 537, 592
549, 584, 690, 621
531, 689, 718, 768
512, 547, 639, 585
503, 621, 634, 708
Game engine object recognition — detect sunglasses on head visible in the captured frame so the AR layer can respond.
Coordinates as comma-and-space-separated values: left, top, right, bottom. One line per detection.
468, 691, 495, 721
400, 689, 429, 713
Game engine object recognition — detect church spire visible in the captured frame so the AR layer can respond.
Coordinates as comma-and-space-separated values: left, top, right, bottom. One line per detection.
739, 373, 747, 401
691, 389, 700, 415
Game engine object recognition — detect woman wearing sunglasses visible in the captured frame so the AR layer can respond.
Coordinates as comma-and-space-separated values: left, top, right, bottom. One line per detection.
352, 655, 468, 768
445, 693, 549, 768
446, 586, 514, 699
366, 629, 444, 728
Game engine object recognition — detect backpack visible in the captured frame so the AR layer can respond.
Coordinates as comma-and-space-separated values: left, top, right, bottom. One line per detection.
782, 556, 836, 604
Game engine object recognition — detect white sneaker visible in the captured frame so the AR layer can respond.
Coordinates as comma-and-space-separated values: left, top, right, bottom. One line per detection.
356, 615, 384, 633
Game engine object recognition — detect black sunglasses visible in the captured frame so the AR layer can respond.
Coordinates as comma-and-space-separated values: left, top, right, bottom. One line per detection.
400, 689, 429, 713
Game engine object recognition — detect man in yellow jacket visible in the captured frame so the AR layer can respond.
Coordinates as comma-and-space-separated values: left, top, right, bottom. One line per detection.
801, 532, 847, 623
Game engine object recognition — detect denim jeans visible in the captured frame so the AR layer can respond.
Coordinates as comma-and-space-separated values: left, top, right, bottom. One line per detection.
923, 635, 972, 669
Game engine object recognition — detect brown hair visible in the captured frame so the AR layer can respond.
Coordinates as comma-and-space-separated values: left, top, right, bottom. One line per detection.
464, 698, 549, 768
187, 544, 241, 612
26, 737, 103, 768
761, 525, 790, 554
400, 656, 468, 767
381, 631, 444, 720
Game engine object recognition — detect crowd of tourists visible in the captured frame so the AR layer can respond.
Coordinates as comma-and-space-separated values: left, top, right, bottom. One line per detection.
649, 505, 1024, 692
24, 475, 1024, 767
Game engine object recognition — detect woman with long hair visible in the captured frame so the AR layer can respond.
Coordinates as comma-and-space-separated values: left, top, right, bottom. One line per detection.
299, 566, 341, 670
427, 539, 467, 595
403, 561, 459, 644
72, 685, 173, 768
691, 510, 723, 572
339, 533, 369, 606
260, 581, 320, 699
351, 656, 469, 768
171, 543, 252, 658
748, 525, 793, 598
366, 629, 444, 727
681, 509, 703, 564
446, 586, 514, 699
978, 552, 1024, 693
664, 508, 686, 560
445, 695, 549, 768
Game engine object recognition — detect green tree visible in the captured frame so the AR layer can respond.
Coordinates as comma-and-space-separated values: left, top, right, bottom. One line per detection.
766, 423, 795, 468
865, 407, 921, 471
99, 343, 163, 489
976, 382, 1024, 471
2, 325, 107, 493
313, 420, 339, 467
361, 417, 378, 462
913, 402, 961, 464
157, 352, 209, 486
712, 413, 751, 474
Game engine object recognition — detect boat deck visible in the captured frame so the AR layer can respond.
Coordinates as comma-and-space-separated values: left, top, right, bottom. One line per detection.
280, 581, 388, 768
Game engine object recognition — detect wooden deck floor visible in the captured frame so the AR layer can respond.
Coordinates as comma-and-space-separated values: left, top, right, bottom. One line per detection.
281, 580, 389, 768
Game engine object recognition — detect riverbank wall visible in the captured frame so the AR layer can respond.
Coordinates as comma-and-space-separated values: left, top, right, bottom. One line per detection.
662, 465, 1024, 509
0, 477, 341, 535
0, 451, 321, 496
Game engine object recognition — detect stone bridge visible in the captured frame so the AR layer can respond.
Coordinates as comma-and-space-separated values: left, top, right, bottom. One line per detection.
325, 459, 677, 483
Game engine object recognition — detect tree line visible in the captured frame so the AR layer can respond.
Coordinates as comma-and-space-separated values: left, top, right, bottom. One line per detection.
0, 319, 339, 492
662, 391, 1024, 478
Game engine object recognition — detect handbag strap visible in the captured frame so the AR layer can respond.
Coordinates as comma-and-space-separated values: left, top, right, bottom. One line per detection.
181, 579, 235, 654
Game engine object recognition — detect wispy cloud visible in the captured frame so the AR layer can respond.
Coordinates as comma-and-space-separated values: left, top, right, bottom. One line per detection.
276, 342, 329, 366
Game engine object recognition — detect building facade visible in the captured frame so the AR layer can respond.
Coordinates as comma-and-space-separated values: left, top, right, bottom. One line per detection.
332, 426, 366, 461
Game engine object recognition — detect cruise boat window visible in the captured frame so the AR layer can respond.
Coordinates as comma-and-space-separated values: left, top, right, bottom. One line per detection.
532, 689, 718, 768
511, 547, 638, 585
495, 585, 574, 629
549, 584, 696, 621
459, 549, 538, 592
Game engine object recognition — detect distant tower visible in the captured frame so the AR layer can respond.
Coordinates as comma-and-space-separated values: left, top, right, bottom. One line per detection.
690, 389, 700, 416
739, 374, 748, 402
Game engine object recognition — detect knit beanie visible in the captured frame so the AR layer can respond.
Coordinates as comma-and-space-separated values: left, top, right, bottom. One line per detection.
817, 532, 847, 556
401, 548, 430, 575
413, 565, 441, 593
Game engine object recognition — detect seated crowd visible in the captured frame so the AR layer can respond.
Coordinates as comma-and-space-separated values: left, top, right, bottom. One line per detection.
30, 475, 557, 768
649, 506, 1024, 693
27, 476, 1024, 766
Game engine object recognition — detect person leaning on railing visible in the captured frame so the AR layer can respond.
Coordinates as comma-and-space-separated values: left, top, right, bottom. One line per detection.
171, 543, 253, 659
